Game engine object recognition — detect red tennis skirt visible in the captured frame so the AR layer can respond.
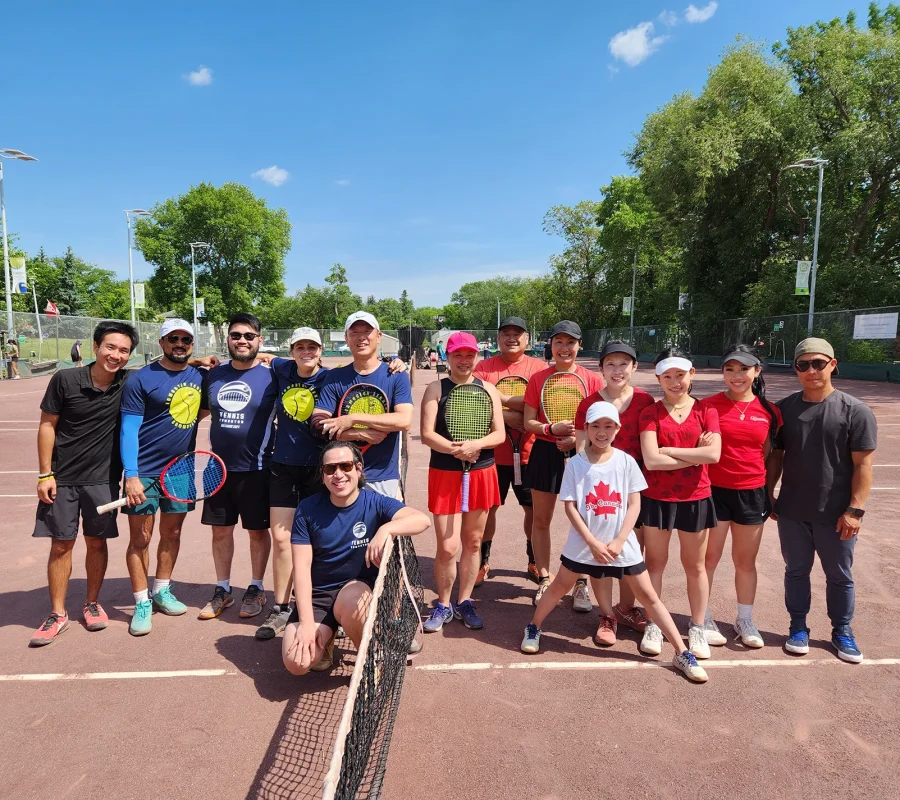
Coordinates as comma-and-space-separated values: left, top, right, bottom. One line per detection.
428, 465, 501, 514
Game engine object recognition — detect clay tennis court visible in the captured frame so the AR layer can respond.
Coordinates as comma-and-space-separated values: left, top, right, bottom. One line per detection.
2, 360, 899, 799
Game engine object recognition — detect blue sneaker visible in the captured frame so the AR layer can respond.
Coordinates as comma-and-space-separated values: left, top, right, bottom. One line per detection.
423, 603, 453, 633
784, 627, 810, 655
832, 626, 863, 663
152, 585, 187, 616
521, 623, 541, 654
129, 599, 153, 636
454, 600, 484, 630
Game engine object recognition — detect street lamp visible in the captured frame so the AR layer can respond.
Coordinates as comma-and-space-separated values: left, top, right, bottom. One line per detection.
124, 209, 151, 324
189, 241, 211, 332
1, 148, 39, 339
783, 157, 828, 333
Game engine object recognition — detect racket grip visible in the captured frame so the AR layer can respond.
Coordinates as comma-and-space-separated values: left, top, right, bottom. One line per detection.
96, 496, 129, 515
461, 473, 471, 513
513, 454, 522, 486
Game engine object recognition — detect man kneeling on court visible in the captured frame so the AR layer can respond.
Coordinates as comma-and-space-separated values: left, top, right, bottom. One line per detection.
282, 442, 430, 675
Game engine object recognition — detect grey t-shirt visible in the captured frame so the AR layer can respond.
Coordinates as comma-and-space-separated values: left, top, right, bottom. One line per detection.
774, 389, 877, 523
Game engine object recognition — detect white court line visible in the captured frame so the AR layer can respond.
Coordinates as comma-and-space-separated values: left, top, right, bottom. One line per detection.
0, 669, 234, 682
416, 658, 900, 673
0, 494, 36, 498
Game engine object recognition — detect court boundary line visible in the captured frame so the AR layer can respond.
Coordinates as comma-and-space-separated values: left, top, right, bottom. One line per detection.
0, 668, 236, 682
415, 657, 900, 672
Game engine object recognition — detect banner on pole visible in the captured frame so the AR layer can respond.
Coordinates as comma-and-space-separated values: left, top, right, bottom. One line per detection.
133, 283, 146, 309
795, 261, 811, 295
622, 296, 632, 315
195, 298, 205, 318
678, 292, 689, 311
10, 257, 28, 294
44, 301, 60, 317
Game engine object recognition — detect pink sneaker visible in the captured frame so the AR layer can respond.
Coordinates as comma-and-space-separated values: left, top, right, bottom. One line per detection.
614, 604, 648, 632
83, 601, 109, 631
30, 613, 70, 647
593, 615, 617, 647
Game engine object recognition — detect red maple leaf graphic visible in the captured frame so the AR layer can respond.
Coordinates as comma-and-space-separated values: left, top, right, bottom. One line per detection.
585, 481, 622, 516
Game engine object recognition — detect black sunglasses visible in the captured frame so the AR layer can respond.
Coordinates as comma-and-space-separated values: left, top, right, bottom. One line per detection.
165, 335, 194, 345
322, 461, 357, 476
229, 331, 260, 341
794, 358, 831, 372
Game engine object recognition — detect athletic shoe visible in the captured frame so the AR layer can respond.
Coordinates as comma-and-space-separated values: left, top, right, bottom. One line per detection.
82, 602, 108, 631
689, 624, 711, 659
240, 586, 266, 618
832, 626, 863, 664
593, 615, 617, 647
673, 650, 709, 683
703, 608, 727, 646
572, 581, 592, 613
533, 578, 551, 607
733, 617, 764, 649
474, 561, 490, 588
310, 633, 336, 672
521, 623, 541, 654
198, 587, 234, 620
256, 606, 291, 640
408, 637, 423, 655
29, 613, 69, 647
152, 586, 187, 616
526, 562, 540, 584
423, 603, 453, 633
639, 621, 663, 656
785, 628, 810, 655
454, 600, 484, 630
129, 600, 153, 636
614, 604, 648, 632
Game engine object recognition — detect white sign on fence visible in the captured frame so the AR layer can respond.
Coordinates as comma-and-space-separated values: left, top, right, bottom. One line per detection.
853, 312, 899, 340
329, 331, 345, 342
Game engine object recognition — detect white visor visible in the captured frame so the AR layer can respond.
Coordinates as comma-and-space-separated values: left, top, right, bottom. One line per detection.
655, 356, 693, 376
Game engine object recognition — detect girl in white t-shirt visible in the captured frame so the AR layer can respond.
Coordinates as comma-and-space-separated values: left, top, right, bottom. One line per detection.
521, 401, 708, 683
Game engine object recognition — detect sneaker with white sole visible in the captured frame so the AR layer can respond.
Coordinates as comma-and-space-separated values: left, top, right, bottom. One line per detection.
639, 621, 663, 656
572, 580, 592, 613
673, 650, 709, 683
703, 608, 727, 646
733, 617, 764, 648
533, 578, 551, 607
689, 624, 711, 659
832, 625, 863, 664
785, 627, 810, 655
521, 623, 541, 654
256, 606, 291, 640
423, 603, 453, 633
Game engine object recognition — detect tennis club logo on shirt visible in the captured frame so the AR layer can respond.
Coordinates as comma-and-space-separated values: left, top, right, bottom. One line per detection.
351, 521, 369, 548
218, 381, 253, 412
281, 384, 316, 422
585, 481, 622, 516
167, 384, 201, 429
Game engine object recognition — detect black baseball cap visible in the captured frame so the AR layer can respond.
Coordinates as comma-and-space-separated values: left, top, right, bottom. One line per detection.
499, 316, 528, 332
600, 341, 637, 362
549, 320, 582, 340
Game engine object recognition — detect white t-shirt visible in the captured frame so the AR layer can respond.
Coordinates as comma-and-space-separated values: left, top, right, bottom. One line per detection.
558, 449, 647, 568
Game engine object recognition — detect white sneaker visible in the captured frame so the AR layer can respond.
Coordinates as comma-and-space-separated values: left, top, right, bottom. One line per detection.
689, 624, 711, 659
639, 621, 663, 656
533, 579, 550, 607
703, 608, 727, 646
572, 581, 592, 613
734, 617, 764, 648
673, 650, 709, 683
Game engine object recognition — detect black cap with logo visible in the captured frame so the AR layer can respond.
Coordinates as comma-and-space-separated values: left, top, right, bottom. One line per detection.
498, 316, 528, 332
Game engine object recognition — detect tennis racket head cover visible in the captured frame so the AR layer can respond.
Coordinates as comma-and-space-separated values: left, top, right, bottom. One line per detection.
160, 450, 227, 503
540, 371, 587, 424
444, 383, 493, 443
338, 383, 389, 429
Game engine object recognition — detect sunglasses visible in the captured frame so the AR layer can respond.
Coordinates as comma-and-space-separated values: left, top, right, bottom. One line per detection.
229, 331, 260, 341
322, 461, 357, 476
164, 335, 194, 345
794, 358, 831, 372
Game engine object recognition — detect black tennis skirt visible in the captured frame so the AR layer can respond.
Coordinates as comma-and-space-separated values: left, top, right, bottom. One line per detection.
639, 495, 717, 533
523, 437, 573, 494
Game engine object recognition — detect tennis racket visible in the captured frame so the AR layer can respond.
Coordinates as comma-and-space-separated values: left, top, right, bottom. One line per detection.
443, 383, 494, 512
495, 375, 529, 485
540, 371, 588, 431
338, 383, 390, 453
97, 450, 227, 514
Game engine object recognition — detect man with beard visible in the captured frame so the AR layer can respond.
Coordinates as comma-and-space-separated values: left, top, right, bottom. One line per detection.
197, 313, 279, 622
121, 319, 206, 636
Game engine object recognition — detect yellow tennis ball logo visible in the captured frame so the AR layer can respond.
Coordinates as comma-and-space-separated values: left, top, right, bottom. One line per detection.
169, 385, 201, 428
282, 386, 315, 422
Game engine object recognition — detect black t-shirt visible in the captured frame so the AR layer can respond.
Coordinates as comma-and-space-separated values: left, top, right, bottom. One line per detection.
40, 366, 130, 486
774, 389, 877, 523
429, 377, 495, 472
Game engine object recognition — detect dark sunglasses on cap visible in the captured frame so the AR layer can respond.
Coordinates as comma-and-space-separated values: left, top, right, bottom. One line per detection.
164, 335, 194, 345
322, 461, 357, 476
229, 331, 260, 341
794, 358, 832, 372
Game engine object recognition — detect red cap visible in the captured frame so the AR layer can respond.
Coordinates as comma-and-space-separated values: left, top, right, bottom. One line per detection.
446, 332, 479, 354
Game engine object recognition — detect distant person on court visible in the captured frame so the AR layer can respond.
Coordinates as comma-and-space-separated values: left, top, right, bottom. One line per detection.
120, 319, 206, 636
766, 338, 876, 663
29, 321, 138, 646
282, 442, 430, 675
71, 339, 84, 367
420, 332, 505, 632
6, 338, 20, 379
313, 312, 413, 499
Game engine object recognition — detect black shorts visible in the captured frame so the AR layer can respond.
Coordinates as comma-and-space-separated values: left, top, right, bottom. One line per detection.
711, 485, 770, 526
497, 464, 533, 507
523, 438, 572, 494
640, 495, 717, 533
32, 484, 120, 540
286, 577, 376, 632
269, 462, 322, 508
201, 469, 270, 529
560, 554, 647, 579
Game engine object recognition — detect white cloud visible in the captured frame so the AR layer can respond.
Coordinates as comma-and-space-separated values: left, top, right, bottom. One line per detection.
609, 22, 668, 67
685, 2, 718, 23
252, 165, 289, 187
334, 178, 351, 186
658, 10, 679, 26
185, 65, 213, 86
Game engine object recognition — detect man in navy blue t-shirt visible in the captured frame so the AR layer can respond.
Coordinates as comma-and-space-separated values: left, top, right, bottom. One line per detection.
198, 313, 278, 624
313, 312, 414, 499
282, 441, 429, 675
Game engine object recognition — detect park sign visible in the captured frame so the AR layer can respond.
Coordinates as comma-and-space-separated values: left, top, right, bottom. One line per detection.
795, 261, 811, 295
10, 257, 28, 294
133, 282, 146, 309
45, 301, 59, 316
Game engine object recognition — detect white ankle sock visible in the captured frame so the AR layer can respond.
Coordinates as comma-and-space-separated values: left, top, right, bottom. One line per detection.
217, 579, 231, 592
134, 590, 149, 604
152, 578, 170, 594
737, 603, 753, 621
250, 579, 264, 590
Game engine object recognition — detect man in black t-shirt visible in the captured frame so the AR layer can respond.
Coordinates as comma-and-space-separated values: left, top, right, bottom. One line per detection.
29, 321, 138, 647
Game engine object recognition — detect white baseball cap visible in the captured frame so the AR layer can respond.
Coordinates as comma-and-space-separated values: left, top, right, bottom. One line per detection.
289, 326, 322, 346
585, 401, 621, 425
159, 319, 194, 338
344, 311, 380, 332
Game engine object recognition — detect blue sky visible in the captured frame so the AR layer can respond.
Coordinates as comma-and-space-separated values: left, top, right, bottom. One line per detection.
3, 1, 870, 308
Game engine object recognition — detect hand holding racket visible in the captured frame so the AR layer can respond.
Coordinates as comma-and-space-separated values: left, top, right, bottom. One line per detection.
323, 383, 390, 453
98, 450, 227, 514
443, 383, 493, 512
495, 375, 529, 485
540, 372, 587, 442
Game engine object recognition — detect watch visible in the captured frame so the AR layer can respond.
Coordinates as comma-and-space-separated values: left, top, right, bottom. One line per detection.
845, 507, 865, 518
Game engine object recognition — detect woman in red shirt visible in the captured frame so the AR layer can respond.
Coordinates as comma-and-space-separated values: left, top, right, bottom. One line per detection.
700, 344, 781, 649
639, 348, 721, 661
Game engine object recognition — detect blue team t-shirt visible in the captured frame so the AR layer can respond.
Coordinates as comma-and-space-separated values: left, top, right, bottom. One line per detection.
291, 489, 405, 590
315, 362, 413, 482
201, 361, 278, 471
120, 362, 204, 477
271, 359, 330, 467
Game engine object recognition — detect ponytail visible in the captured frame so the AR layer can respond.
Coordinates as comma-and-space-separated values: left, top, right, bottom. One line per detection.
751, 372, 778, 443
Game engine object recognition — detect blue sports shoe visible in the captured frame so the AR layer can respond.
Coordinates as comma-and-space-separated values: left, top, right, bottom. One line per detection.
423, 603, 453, 633
129, 599, 153, 636
454, 600, 484, 630
784, 627, 810, 655
152, 585, 187, 616
832, 626, 863, 663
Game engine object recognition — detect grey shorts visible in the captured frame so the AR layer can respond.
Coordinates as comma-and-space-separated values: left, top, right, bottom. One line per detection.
33, 484, 120, 540
365, 480, 401, 499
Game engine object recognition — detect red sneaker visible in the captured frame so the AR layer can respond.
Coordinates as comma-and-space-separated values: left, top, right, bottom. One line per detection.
526, 562, 540, 584
30, 613, 69, 647
593, 615, 617, 647
474, 561, 490, 587
614, 604, 648, 632
82, 601, 109, 632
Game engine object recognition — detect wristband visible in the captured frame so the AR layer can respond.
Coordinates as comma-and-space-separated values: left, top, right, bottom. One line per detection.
38, 473, 54, 482
543, 423, 552, 437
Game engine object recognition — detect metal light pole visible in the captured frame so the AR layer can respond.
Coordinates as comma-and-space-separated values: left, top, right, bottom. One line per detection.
189, 242, 211, 333
496, 299, 500, 330
1, 149, 38, 340
783, 157, 828, 333
124, 209, 151, 324
630, 250, 637, 343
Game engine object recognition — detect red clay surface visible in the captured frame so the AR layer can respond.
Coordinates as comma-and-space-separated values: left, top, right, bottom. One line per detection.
2, 360, 900, 799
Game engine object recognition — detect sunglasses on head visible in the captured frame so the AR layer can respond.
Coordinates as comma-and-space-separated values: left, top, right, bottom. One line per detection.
794, 358, 831, 372
322, 461, 357, 476
229, 331, 260, 341
165, 335, 193, 345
